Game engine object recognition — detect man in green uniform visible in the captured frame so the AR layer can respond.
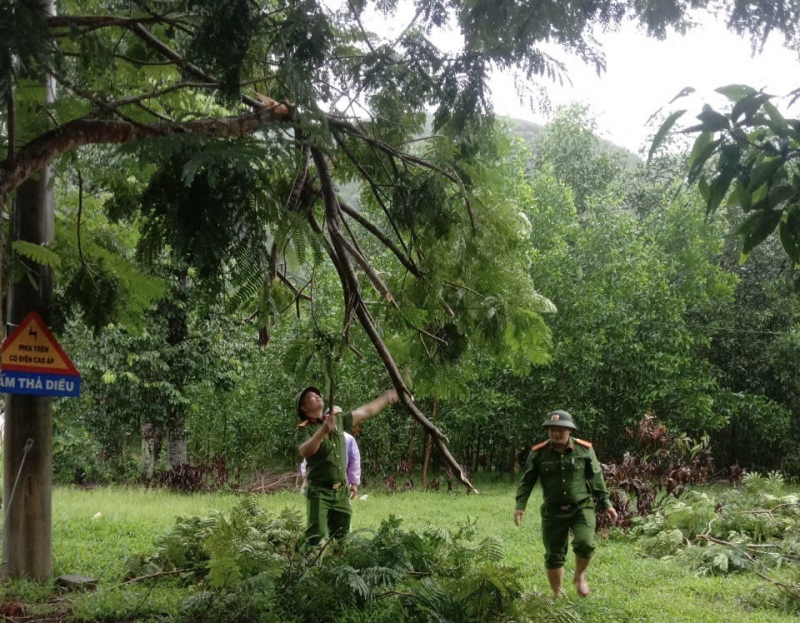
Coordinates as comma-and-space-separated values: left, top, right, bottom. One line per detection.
514, 410, 618, 598
295, 385, 398, 544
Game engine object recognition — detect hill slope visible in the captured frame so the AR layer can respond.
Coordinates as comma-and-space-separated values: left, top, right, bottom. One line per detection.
505, 117, 641, 168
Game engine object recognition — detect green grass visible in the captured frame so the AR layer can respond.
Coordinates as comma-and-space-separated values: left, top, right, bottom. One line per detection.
1, 483, 794, 622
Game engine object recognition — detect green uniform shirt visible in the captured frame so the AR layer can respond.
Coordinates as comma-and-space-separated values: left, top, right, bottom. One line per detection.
515, 438, 612, 512
295, 412, 353, 486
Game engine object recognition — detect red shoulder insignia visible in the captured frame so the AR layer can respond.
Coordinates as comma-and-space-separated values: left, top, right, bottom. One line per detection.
574, 438, 593, 448
532, 440, 549, 452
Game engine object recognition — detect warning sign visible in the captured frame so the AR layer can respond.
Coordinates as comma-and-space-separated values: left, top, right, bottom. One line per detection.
1, 311, 80, 397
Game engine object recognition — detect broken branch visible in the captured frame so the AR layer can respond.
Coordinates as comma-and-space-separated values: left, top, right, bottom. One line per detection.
311, 146, 475, 492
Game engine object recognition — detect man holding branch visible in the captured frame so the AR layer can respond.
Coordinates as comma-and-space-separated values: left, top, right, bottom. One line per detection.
295, 386, 397, 544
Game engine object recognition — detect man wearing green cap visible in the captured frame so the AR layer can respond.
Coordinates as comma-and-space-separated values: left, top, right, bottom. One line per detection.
294, 385, 398, 544
513, 410, 618, 598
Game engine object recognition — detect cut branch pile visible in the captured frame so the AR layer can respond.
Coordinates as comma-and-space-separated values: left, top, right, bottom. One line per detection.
599, 413, 713, 529
630, 472, 800, 601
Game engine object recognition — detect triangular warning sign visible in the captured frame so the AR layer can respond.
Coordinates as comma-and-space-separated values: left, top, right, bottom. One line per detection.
1, 311, 79, 375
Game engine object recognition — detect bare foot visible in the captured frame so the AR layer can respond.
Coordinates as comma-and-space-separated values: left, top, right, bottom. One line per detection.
574, 574, 590, 597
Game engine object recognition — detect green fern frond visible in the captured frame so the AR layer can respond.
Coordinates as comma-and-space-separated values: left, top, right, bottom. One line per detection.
226, 269, 263, 312
12, 240, 62, 268
476, 535, 504, 562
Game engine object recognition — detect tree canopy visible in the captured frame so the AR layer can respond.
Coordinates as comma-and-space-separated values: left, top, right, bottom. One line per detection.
652, 84, 800, 266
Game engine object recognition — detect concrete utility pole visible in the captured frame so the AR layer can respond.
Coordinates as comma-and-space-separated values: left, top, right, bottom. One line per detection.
2, 0, 56, 581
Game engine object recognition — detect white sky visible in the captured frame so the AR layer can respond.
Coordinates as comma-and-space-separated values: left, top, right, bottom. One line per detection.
341, 1, 800, 155
489, 18, 800, 154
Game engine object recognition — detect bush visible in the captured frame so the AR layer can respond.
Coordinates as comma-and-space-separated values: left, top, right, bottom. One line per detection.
53, 419, 137, 484
157, 456, 232, 493
600, 414, 713, 529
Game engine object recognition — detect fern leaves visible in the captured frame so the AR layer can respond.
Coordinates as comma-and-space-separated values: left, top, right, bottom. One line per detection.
126, 506, 572, 623
12, 240, 61, 268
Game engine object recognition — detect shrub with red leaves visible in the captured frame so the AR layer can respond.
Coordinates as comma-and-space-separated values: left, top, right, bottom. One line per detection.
598, 413, 714, 530
158, 456, 231, 493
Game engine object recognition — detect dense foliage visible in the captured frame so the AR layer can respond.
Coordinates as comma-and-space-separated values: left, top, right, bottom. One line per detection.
652, 84, 800, 263
2, 0, 800, 486
45, 105, 800, 486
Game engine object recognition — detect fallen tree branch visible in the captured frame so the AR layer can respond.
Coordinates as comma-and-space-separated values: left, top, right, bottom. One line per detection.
328, 116, 476, 231
331, 131, 413, 259
76, 170, 98, 289
306, 209, 358, 342
122, 569, 193, 585
49, 68, 162, 135
444, 279, 487, 300
241, 469, 298, 494
47, 15, 189, 31
335, 230, 397, 307
127, 23, 272, 113
277, 271, 312, 302
337, 196, 422, 278
695, 535, 758, 563
311, 146, 475, 492
754, 571, 800, 596
109, 82, 218, 109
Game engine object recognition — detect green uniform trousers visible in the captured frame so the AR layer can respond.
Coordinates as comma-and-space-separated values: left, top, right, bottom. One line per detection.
541, 501, 596, 569
305, 482, 351, 545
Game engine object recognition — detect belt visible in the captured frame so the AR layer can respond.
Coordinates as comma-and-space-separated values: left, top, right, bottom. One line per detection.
550, 499, 589, 511
310, 481, 346, 490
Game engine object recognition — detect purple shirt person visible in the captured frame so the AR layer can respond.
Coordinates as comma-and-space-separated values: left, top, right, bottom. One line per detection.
300, 411, 361, 499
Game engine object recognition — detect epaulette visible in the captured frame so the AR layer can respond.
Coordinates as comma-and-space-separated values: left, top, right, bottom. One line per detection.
574, 438, 593, 448
532, 440, 549, 452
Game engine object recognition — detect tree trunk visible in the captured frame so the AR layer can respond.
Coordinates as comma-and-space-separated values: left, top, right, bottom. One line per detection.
421, 396, 438, 489
167, 418, 188, 469
407, 421, 416, 477
221, 409, 228, 461
162, 269, 188, 470
3, 1, 56, 578
140, 418, 163, 480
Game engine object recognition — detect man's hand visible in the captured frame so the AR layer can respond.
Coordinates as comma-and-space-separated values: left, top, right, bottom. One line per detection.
605, 507, 618, 524
383, 389, 399, 405
349, 484, 358, 500
321, 412, 337, 436
353, 389, 401, 425
514, 510, 525, 526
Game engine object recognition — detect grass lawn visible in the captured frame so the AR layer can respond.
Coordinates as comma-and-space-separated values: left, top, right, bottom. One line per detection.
2, 482, 796, 622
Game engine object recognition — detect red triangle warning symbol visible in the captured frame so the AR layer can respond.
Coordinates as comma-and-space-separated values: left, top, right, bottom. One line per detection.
2, 312, 79, 375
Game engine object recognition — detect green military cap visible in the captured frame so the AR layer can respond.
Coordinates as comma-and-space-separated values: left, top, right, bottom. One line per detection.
542, 409, 577, 430
295, 386, 321, 419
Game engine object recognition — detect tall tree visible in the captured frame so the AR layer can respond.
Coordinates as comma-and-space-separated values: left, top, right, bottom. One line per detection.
2, 0, 57, 582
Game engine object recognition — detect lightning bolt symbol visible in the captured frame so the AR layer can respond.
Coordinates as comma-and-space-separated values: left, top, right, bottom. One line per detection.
29, 327, 38, 341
